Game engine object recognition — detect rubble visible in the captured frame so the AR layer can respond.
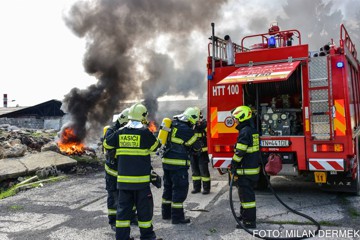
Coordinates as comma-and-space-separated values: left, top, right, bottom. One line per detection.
0, 124, 105, 193
0, 124, 56, 158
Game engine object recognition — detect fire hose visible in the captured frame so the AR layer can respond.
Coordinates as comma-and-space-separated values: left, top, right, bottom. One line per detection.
229, 156, 321, 239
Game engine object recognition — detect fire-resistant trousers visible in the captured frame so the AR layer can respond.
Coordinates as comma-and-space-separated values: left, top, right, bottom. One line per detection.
107, 189, 118, 226
190, 152, 211, 192
161, 168, 189, 221
116, 186, 156, 240
237, 176, 257, 223
105, 173, 118, 226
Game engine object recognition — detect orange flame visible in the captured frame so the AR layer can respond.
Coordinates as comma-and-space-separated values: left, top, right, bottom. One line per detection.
57, 127, 85, 155
148, 121, 157, 133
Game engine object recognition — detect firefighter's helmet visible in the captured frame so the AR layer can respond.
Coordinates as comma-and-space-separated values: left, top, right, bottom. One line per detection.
183, 107, 200, 125
231, 105, 252, 122
128, 103, 148, 123
117, 108, 129, 125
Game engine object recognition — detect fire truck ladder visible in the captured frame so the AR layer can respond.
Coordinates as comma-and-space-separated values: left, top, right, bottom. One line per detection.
308, 57, 333, 140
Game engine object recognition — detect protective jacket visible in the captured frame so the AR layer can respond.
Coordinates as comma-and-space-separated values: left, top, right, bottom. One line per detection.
162, 119, 199, 170
103, 121, 160, 190
103, 125, 118, 190
195, 120, 208, 154
232, 119, 260, 177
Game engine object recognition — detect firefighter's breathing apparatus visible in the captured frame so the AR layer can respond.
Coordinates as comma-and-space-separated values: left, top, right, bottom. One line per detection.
229, 154, 321, 240
156, 117, 172, 158
158, 118, 172, 145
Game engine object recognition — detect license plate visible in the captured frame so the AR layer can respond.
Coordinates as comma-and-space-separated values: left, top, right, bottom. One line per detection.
260, 140, 290, 147
314, 172, 327, 183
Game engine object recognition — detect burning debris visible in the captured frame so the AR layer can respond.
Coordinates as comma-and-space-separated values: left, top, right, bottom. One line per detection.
57, 127, 85, 155
57, 127, 97, 157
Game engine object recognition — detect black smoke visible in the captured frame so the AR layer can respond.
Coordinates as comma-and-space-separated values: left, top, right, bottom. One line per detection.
61, 0, 228, 143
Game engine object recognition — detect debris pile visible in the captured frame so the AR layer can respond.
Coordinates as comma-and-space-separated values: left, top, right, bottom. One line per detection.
0, 124, 102, 160
0, 124, 55, 158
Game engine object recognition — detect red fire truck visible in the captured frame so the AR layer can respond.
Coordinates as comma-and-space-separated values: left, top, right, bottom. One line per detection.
207, 23, 360, 195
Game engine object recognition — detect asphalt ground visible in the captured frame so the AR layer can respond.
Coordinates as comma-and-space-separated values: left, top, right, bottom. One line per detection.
0, 156, 359, 240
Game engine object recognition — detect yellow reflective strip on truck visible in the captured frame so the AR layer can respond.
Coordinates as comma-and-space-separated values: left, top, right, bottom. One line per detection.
334, 99, 346, 136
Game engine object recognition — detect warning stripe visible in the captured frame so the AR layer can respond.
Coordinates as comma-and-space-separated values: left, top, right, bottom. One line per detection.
212, 158, 232, 168
327, 161, 344, 171
213, 159, 225, 168
309, 159, 344, 171
334, 99, 346, 136
210, 107, 218, 138
309, 161, 325, 170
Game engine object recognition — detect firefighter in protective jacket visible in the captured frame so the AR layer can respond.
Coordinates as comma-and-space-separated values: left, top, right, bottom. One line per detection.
231, 105, 260, 229
103, 108, 138, 231
103, 103, 161, 240
190, 109, 211, 194
161, 107, 201, 224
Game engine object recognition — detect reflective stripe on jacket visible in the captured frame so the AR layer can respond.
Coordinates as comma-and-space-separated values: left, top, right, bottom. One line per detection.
233, 122, 260, 175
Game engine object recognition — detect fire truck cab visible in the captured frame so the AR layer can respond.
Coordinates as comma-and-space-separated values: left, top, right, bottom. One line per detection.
207, 23, 360, 195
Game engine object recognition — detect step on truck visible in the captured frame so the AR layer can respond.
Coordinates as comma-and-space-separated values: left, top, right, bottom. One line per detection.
207, 22, 360, 195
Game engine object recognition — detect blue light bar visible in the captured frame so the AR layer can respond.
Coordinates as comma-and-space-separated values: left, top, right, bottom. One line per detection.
336, 61, 344, 68
268, 36, 276, 48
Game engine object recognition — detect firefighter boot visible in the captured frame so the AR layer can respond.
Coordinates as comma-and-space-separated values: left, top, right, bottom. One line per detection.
171, 208, 191, 224
235, 215, 243, 229
161, 203, 171, 220
243, 221, 256, 229
191, 179, 201, 194
202, 180, 211, 195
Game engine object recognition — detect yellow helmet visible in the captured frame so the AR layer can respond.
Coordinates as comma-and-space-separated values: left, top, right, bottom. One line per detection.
117, 108, 129, 125
194, 106, 203, 120
128, 103, 148, 123
183, 107, 200, 125
231, 106, 252, 122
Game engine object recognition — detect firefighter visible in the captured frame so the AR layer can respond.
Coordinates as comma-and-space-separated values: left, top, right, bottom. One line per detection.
190, 109, 211, 195
161, 107, 201, 224
103, 103, 162, 240
102, 108, 138, 232
230, 105, 260, 229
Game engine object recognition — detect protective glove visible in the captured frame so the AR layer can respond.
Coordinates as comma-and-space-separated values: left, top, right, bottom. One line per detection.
230, 160, 239, 174
151, 171, 162, 189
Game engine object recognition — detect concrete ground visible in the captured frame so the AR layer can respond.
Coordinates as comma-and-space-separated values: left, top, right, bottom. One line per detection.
0, 153, 359, 240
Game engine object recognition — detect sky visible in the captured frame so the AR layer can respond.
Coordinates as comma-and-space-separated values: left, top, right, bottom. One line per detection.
0, 0, 359, 110
0, 0, 96, 107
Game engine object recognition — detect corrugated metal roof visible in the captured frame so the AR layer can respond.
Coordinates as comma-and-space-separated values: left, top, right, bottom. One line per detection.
0, 100, 64, 117
0, 106, 27, 116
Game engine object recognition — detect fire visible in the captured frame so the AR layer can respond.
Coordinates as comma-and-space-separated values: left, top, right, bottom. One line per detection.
57, 127, 85, 155
148, 121, 157, 133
